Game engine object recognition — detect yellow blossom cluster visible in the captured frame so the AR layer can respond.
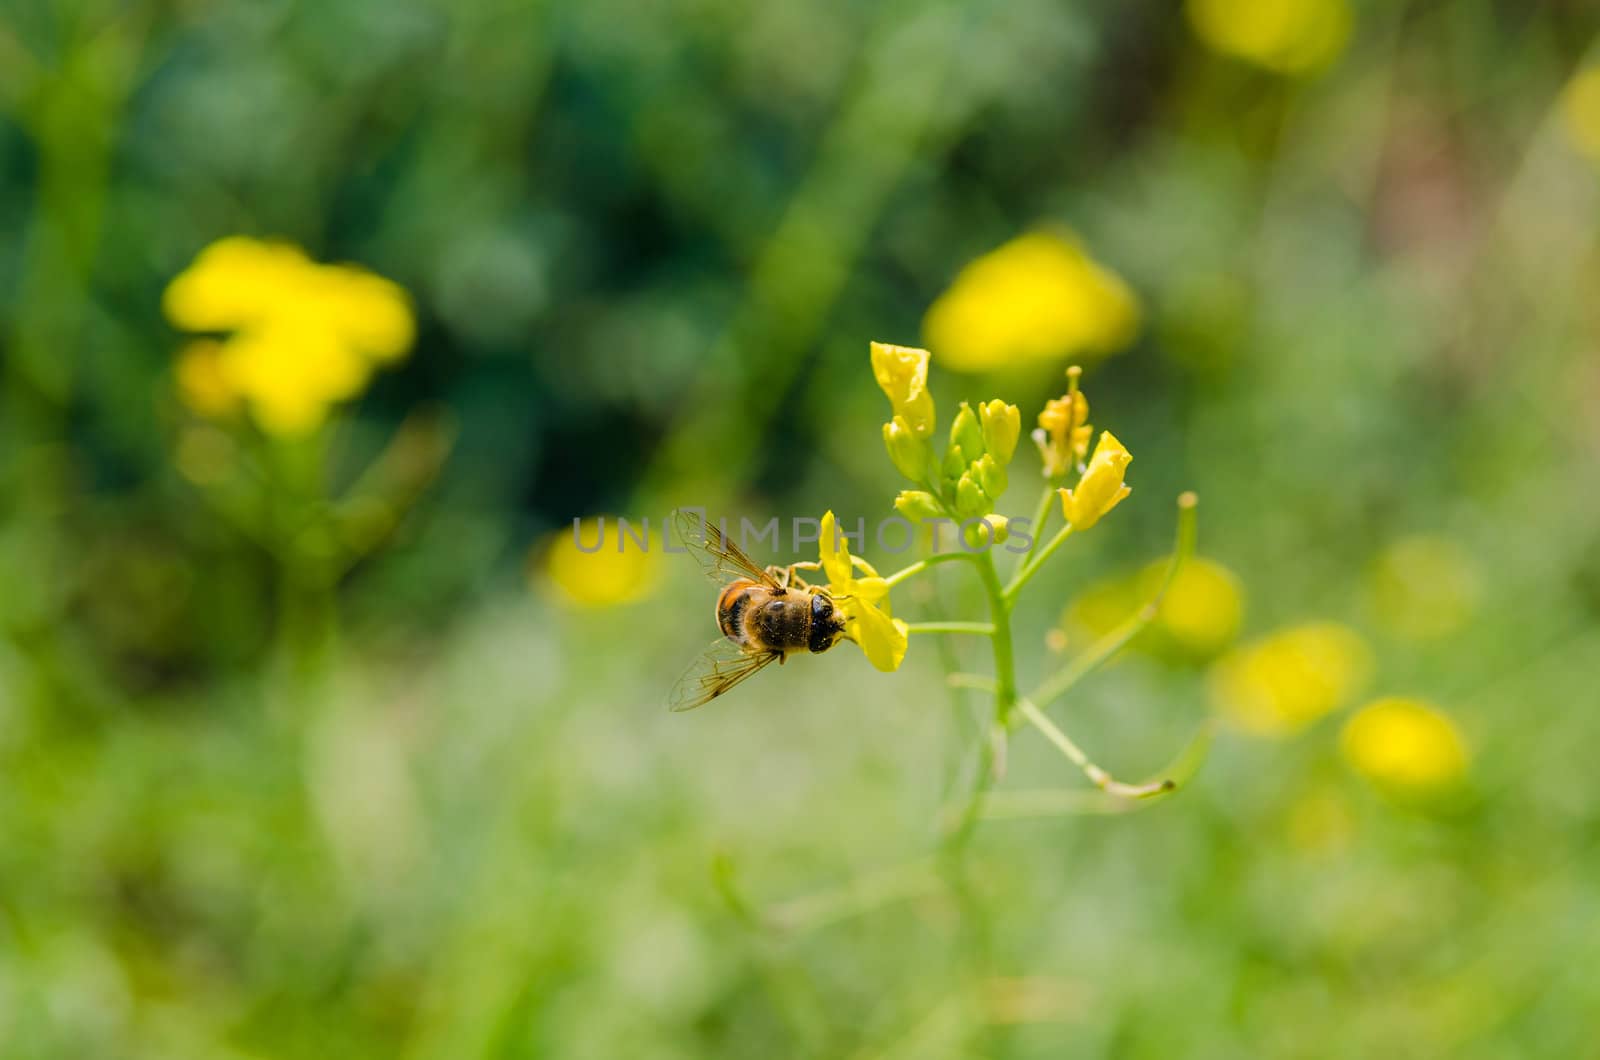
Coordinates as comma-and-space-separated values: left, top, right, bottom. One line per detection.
165, 236, 415, 436
872, 342, 1023, 547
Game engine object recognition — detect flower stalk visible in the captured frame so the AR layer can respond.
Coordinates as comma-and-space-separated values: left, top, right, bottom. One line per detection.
846, 347, 1203, 832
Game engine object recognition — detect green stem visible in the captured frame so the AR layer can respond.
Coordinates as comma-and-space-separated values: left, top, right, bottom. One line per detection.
938, 551, 1017, 853
882, 548, 975, 588
1003, 524, 1073, 601
905, 621, 993, 636
1018, 481, 1057, 569
973, 551, 1016, 718
1017, 698, 1175, 800
1029, 492, 1197, 710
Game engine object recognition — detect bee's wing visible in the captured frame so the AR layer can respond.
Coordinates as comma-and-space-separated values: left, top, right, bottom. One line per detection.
667, 637, 781, 712
672, 509, 779, 588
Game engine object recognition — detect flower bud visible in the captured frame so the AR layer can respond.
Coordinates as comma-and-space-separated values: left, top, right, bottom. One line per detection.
979, 400, 1021, 465
893, 489, 944, 522
955, 471, 991, 520
881, 416, 928, 481
941, 443, 968, 483
973, 452, 1007, 501
1058, 430, 1132, 531
949, 402, 986, 464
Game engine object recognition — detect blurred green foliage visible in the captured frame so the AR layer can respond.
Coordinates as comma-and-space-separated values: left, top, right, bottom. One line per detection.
4, 0, 1600, 1056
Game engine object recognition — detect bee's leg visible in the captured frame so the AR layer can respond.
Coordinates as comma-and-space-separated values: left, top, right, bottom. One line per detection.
780, 560, 824, 589
765, 564, 792, 590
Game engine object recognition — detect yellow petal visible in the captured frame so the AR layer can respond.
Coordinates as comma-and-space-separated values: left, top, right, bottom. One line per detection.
162, 237, 311, 331
869, 341, 936, 436
852, 576, 889, 605
818, 510, 854, 587
849, 601, 908, 672
1059, 430, 1132, 530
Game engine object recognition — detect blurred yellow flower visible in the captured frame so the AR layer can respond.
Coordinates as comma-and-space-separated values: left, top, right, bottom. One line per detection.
1368, 536, 1481, 640
1186, 0, 1350, 75
820, 510, 907, 672
539, 517, 661, 608
1341, 697, 1468, 791
923, 232, 1138, 373
1146, 556, 1244, 658
1209, 622, 1371, 736
1562, 67, 1600, 163
1058, 430, 1131, 531
1066, 555, 1243, 661
164, 236, 415, 436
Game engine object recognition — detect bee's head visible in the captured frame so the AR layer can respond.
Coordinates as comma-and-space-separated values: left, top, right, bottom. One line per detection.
808, 592, 848, 653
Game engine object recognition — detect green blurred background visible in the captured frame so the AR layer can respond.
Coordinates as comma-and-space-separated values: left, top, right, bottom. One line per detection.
4, 0, 1600, 1056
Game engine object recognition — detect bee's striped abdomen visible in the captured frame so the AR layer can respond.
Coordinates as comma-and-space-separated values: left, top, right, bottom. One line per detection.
717, 579, 758, 642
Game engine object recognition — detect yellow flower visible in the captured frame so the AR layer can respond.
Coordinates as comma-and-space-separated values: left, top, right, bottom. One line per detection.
1034, 367, 1092, 480
1186, 0, 1350, 75
819, 510, 907, 672
1057, 431, 1131, 531
537, 517, 660, 608
1368, 536, 1481, 641
1209, 622, 1371, 736
164, 236, 415, 436
1563, 67, 1600, 163
1341, 697, 1468, 791
869, 341, 936, 438
922, 232, 1138, 373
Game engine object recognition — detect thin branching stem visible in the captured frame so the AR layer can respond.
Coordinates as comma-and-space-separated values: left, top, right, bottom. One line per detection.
1003, 524, 1073, 601
906, 621, 994, 636
1017, 698, 1175, 799
883, 549, 976, 588
1029, 492, 1197, 709
1017, 481, 1057, 569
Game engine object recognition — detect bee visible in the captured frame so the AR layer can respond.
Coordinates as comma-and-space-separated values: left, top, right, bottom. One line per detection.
667, 509, 848, 711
